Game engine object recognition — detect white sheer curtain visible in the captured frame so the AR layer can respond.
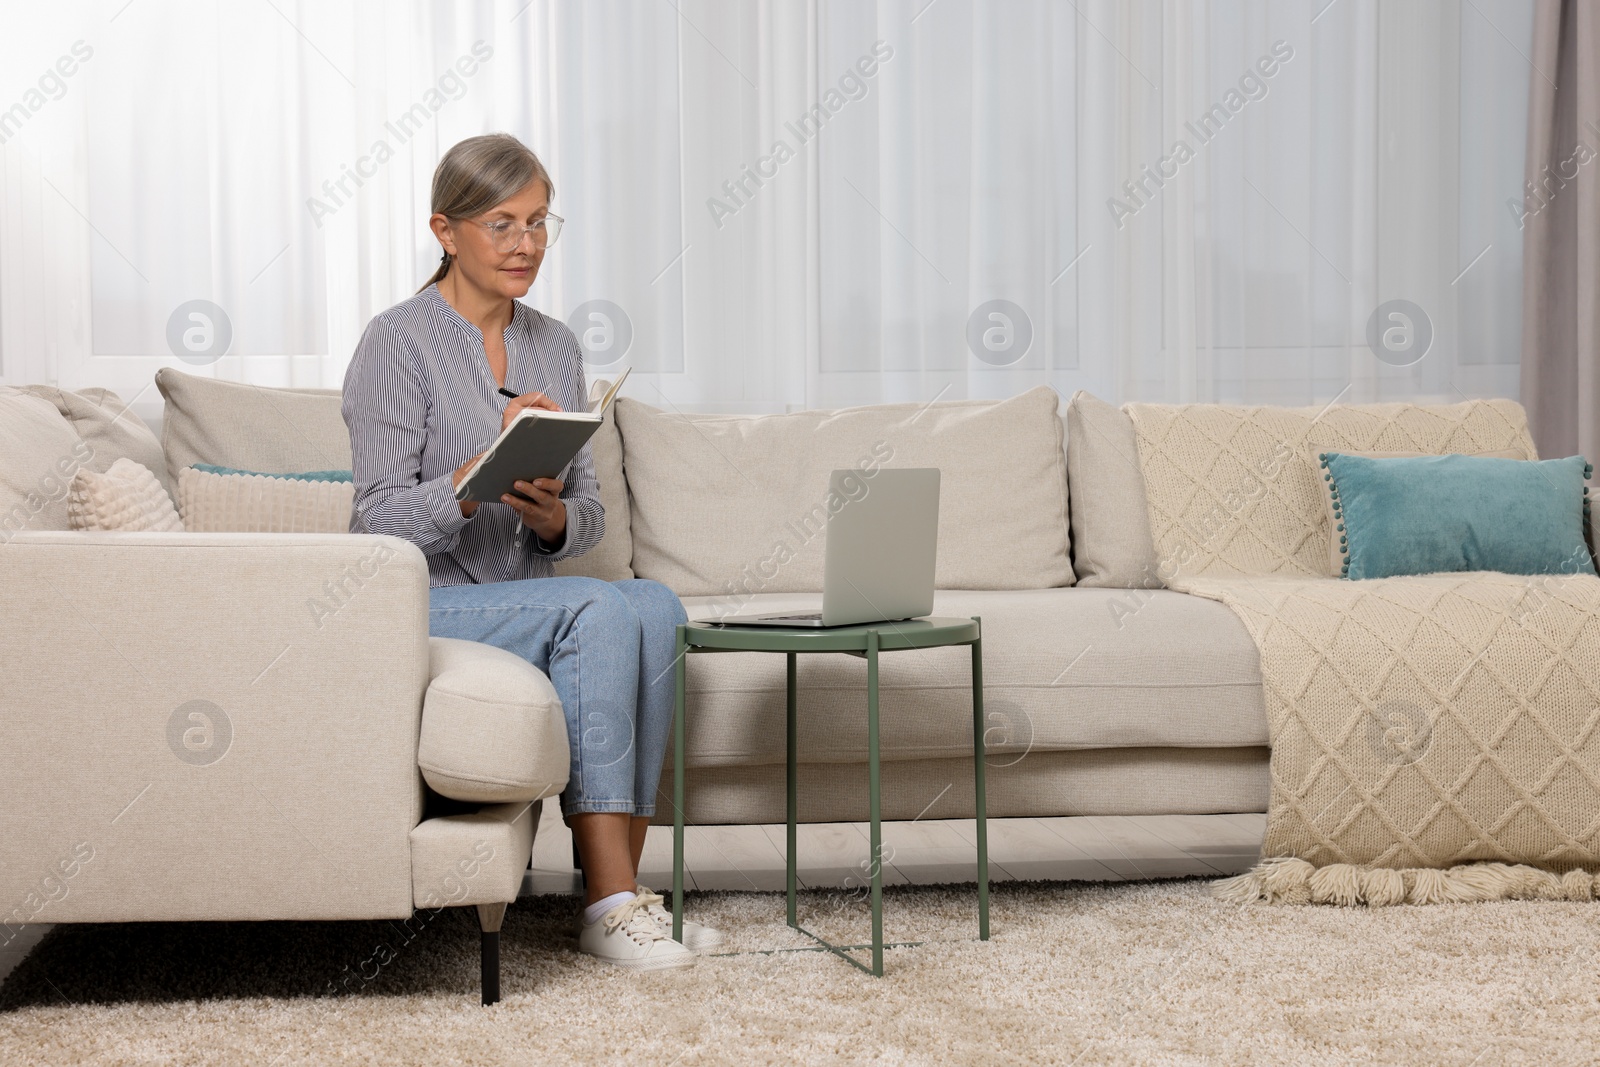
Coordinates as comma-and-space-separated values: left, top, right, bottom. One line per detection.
0, 0, 1531, 421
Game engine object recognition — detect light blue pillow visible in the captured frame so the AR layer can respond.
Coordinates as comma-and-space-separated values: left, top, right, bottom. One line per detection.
189, 463, 353, 483
1320, 452, 1595, 580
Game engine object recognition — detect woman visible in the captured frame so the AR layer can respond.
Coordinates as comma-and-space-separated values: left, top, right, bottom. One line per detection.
342, 132, 713, 972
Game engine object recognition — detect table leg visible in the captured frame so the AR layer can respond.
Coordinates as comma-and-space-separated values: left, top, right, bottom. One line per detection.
786, 651, 798, 928
672, 624, 687, 944
971, 616, 989, 941
867, 628, 883, 976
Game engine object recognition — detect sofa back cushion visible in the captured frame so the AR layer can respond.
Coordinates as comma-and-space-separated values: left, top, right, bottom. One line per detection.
1065, 391, 1162, 588
156, 368, 350, 487
1128, 397, 1539, 578
0, 388, 94, 540
1067, 391, 1542, 587
553, 378, 633, 582
614, 385, 1074, 597
22, 385, 173, 501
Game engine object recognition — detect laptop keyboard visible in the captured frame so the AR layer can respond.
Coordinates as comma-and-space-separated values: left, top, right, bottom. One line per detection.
762, 612, 823, 621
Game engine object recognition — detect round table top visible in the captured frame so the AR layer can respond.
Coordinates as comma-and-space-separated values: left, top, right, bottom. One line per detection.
681, 615, 980, 652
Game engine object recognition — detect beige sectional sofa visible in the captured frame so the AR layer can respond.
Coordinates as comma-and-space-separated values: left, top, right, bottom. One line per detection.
1, 369, 1278, 1000
182, 368, 1273, 822
0, 381, 572, 1004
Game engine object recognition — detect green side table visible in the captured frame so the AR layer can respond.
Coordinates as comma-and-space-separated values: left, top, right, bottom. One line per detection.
671, 615, 989, 975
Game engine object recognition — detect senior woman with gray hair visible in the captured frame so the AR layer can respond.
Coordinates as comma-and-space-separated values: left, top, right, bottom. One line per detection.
342, 132, 713, 971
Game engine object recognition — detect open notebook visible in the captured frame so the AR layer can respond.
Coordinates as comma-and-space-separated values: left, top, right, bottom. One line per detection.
454, 367, 630, 503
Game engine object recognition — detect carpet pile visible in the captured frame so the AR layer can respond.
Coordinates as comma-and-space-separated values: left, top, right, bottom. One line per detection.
3, 879, 1596, 1065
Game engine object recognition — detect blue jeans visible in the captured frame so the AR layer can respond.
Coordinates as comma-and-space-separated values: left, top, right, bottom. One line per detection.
428, 577, 687, 818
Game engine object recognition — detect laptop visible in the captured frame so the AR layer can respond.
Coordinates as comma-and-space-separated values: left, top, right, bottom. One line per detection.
698, 467, 940, 628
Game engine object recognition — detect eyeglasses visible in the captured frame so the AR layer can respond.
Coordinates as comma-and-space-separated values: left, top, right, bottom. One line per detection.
472, 213, 564, 253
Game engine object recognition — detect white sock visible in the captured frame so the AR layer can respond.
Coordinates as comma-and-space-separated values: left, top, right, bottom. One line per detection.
583, 890, 636, 926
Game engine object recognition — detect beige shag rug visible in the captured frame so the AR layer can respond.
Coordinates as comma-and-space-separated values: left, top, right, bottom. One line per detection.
4, 880, 1599, 1065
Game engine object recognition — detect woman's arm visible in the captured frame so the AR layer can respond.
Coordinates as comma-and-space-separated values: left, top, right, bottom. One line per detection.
342, 316, 474, 555
516, 439, 603, 559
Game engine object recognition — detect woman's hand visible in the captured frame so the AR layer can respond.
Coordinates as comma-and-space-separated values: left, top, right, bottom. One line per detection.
453, 453, 485, 517
500, 391, 561, 431
453, 392, 565, 519
504, 477, 567, 544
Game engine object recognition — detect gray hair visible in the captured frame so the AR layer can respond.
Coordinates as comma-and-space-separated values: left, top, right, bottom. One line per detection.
418, 133, 554, 292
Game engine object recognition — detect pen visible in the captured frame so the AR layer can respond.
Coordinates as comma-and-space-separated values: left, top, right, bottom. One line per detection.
497, 387, 517, 399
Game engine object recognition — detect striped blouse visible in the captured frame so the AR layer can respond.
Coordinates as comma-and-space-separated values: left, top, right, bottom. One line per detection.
341, 284, 603, 588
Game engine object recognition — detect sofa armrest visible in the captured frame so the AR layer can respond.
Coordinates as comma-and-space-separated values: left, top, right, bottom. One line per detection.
0, 530, 431, 922
419, 637, 570, 804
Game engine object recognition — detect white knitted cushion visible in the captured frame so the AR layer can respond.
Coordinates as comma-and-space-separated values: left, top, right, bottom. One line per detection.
178, 467, 354, 533
67, 458, 183, 532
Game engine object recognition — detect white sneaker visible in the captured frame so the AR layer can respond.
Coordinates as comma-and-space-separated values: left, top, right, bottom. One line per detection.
638, 885, 725, 953
578, 890, 696, 972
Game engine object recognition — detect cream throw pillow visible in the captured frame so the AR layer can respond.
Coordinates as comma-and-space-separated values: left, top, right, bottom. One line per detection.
68, 458, 184, 533
179, 467, 354, 533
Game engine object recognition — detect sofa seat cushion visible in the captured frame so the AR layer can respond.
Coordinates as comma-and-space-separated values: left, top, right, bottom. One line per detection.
673, 588, 1267, 768
418, 638, 570, 804
656, 748, 1270, 824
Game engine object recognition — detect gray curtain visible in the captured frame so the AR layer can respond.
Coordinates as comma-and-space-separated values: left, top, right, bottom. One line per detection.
1521, 0, 1600, 460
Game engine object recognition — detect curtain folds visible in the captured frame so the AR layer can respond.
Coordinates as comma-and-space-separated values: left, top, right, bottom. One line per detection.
1520, 0, 1600, 460
0, 0, 1532, 418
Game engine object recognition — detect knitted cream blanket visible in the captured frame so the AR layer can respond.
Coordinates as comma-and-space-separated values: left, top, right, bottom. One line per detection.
1125, 399, 1600, 905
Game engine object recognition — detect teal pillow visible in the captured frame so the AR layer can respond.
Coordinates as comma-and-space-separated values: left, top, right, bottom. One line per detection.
190, 463, 353, 483
1320, 452, 1595, 580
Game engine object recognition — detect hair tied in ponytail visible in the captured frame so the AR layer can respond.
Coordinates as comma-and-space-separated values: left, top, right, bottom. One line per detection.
418, 134, 553, 294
